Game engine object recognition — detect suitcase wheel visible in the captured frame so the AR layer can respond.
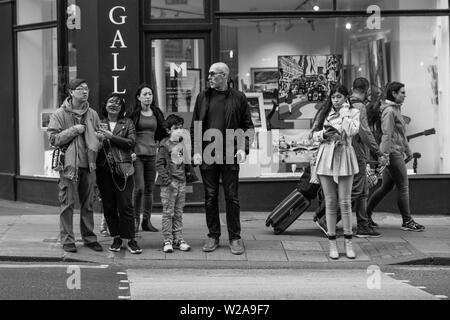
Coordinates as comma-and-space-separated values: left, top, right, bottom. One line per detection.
273, 228, 283, 235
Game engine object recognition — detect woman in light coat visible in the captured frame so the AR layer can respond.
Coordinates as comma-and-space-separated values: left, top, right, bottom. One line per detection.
312, 85, 360, 259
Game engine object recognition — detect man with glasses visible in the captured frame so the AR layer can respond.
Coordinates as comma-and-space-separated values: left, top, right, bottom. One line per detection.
190, 62, 254, 255
47, 78, 104, 253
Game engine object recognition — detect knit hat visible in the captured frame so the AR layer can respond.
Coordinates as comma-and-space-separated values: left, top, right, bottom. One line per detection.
67, 78, 87, 90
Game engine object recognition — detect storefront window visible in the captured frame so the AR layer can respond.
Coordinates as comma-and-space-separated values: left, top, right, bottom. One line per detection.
151, 38, 205, 113
220, 0, 333, 11
220, 15, 450, 176
16, 0, 57, 25
146, 0, 205, 20
338, 0, 448, 10
17, 28, 58, 177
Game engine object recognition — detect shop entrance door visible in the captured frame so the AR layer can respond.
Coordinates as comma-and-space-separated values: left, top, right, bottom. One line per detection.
145, 36, 208, 114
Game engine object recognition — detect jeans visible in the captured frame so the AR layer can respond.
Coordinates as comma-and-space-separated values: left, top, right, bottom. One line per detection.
200, 164, 241, 241
352, 159, 370, 228
367, 152, 412, 223
96, 166, 135, 239
58, 168, 97, 245
318, 175, 354, 236
161, 180, 186, 243
133, 155, 157, 223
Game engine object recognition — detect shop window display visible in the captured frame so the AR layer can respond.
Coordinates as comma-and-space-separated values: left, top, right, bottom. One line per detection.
220, 15, 450, 176
16, 0, 56, 25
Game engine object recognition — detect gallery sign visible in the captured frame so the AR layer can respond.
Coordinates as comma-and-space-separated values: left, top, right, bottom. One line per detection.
99, 0, 139, 102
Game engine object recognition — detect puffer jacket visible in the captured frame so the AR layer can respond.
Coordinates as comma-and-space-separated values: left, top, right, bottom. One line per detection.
96, 117, 136, 167
380, 100, 412, 157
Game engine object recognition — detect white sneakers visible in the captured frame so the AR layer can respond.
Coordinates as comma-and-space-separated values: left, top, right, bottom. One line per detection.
344, 238, 356, 259
328, 236, 356, 260
328, 239, 339, 259
163, 240, 191, 253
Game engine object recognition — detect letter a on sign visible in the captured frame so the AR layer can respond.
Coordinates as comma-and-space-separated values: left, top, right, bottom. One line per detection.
169, 62, 187, 77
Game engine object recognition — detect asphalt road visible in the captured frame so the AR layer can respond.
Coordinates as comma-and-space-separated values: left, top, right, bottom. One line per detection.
0, 263, 129, 300
382, 265, 450, 300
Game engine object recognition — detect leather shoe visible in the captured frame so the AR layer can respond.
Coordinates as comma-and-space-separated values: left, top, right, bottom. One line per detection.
229, 239, 245, 255
142, 219, 159, 232
63, 243, 77, 253
85, 242, 103, 252
202, 237, 219, 252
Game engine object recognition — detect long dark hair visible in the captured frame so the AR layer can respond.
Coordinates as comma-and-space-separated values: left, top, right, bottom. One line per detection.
101, 93, 126, 120
127, 83, 156, 122
312, 84, 350, 131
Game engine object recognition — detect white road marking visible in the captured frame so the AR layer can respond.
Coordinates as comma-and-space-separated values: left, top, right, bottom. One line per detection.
119, 287, 129, 290
118, 296, 131, 299
116, 272, 127, 275
399, 280, 410, 283
415, 286, 427, 289
384, 273, 395, 276
435, 295, 448, 299
120, 280, 129, 283
0, 264, 109, 269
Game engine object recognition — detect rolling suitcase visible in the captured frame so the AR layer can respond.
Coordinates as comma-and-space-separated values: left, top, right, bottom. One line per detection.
265, 189, 311, 234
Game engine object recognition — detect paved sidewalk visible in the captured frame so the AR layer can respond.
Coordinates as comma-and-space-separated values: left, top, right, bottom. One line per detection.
0, 200, 449, 268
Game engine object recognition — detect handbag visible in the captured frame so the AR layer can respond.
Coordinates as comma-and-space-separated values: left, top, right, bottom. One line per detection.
103, 141, 134, 191
366, 163, 387, 188
51, 144, 69, 171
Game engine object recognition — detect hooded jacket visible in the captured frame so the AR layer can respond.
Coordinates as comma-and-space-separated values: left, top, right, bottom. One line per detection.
380, 100, 412, 157
47, 97, 101, 180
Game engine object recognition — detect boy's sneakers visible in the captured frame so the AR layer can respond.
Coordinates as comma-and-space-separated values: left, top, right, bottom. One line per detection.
401, 219, 425, 232
173, 240, 191, 251
109, 237, 122, 252
163, 241, 173, 253
355, 226, 381, 238
127, 240, 142, 254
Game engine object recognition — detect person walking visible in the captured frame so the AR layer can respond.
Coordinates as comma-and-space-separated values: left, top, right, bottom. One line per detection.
190, 62, 254, 255
366, 82, 425, 232
312, 85, 360, 259
156, 114, 192, 253
127, 84, 167, 233
96, 93, 142, 254
47, 78, 103, 253
350, 78, 388, 238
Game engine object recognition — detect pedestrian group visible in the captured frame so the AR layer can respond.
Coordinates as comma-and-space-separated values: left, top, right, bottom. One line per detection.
47, 62, 424, 260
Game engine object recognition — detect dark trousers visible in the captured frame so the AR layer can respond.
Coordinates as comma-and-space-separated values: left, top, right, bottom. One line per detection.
352, 159, 370, 228
96, 165, 135, 239
367, 152, 412, 223
200, 164, 241, 241
133, 155, 157, 223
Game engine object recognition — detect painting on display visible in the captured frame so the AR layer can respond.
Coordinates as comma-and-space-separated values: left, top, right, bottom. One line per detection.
245, 92, 267, 131
250, 67, 279, 101
277, 55, 343, 124
270, 129, 319, 175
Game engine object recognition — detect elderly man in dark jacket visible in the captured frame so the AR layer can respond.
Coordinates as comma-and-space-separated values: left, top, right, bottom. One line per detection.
190, 62, 254, 255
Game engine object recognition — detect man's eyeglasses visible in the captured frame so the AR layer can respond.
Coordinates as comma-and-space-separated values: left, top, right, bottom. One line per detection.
74, 87, 89, 92
208, 71, 224, 77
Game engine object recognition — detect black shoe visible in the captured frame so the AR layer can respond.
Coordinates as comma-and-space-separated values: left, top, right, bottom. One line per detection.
229, 239, 245, 255
127, 240, 142, 254
109, 237, 122, 252
355, 226, 381, 238
142, 219, 159, 232
315, 216, 328, 236
202, 237, 219, 252
369, 219, 379, 228
401, 219, 425, 232
85, 241, 103, 252
63, 243, 77, 253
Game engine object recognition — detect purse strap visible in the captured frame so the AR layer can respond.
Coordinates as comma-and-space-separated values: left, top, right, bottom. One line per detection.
103, 140, 127, 192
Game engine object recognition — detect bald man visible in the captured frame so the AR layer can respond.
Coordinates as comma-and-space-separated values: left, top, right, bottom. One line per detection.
190, 62, 254, 255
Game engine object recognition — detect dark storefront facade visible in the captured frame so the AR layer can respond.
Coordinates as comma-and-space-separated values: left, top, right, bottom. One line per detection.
1, 0, 450, 214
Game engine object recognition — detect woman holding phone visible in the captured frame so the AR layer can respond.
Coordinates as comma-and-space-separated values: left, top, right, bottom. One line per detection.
127, 84, 167, 232
96, 93, 142, 254
311, 85, 360, 259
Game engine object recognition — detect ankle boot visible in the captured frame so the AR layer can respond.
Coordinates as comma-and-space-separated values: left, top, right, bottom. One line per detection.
328, 235, 339, 260
142, 218, 158, 232
344, 235, 356, 259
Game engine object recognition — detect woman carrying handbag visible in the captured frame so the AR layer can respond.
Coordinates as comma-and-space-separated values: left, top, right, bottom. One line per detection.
96, 93, 142, 254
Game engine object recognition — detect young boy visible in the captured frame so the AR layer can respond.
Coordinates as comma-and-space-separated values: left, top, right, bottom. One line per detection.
156, 114, 192, 253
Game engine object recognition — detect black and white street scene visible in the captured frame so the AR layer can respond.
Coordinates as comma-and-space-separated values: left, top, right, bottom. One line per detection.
1, 0, 450, 311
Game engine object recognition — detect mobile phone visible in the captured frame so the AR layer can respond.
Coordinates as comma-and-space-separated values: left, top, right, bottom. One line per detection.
99, 123, 108, 130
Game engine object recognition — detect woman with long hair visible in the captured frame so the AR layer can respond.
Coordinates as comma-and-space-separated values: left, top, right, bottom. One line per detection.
96, 93, 142, 254
127, 84, 167, 232
312, 85, 360, 259
366, 82, 425, 232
